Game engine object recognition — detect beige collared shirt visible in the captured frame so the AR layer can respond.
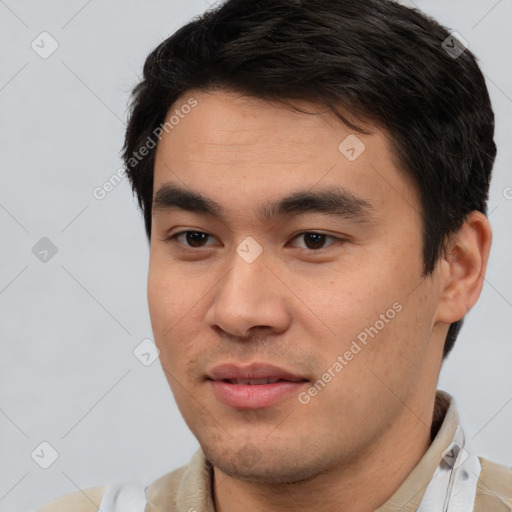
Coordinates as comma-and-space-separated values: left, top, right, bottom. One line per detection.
34, 391, 512, 511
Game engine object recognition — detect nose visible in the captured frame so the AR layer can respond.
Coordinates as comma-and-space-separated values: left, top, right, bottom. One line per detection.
204, 244, 292, 340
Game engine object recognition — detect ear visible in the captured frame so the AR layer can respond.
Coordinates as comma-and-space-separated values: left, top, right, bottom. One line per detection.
434, 211, 492, 324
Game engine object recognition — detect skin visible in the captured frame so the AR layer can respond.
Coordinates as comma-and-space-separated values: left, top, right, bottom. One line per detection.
147, 89, 492, 512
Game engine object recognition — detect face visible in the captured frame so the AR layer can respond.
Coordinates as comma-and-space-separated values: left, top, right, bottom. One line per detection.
148, 89, 447, 483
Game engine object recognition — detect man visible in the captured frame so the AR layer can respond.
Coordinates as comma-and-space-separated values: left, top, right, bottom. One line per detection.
34, 0, 511, 510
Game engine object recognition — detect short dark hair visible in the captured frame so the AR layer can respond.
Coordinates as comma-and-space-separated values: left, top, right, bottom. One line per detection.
122, 0, 496, 358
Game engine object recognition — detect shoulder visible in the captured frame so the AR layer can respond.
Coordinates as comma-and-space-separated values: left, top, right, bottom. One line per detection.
32, 459, 195, 512
32, 485, 109, 512
475, 457, 512, 511
145, 464, 188, 505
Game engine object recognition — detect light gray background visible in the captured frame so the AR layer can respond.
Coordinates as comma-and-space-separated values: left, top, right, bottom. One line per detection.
0, 1, 511, 510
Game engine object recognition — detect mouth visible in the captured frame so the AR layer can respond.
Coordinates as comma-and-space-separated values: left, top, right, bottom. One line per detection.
220, 377, 305, 385
207, 363, 309, 409
208, 363, 308, 382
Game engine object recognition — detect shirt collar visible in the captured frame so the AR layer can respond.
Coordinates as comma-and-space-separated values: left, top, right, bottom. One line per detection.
375, 390, 460, 511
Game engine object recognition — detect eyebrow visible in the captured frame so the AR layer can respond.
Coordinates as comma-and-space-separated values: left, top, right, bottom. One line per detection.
152, 184, 374, 223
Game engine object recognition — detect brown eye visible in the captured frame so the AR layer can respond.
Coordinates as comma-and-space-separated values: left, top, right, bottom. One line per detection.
303, 233, 327, 250
290, 232, 339, 250
172, 231, 215, 248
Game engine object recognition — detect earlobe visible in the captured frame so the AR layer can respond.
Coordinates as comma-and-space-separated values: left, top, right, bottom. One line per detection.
435, 211, 492, 324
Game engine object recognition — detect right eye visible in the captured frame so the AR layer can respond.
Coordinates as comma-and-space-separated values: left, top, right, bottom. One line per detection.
168, 230, 219, 249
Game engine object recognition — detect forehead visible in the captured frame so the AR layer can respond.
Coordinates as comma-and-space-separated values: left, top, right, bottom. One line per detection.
152, 90, 419, 223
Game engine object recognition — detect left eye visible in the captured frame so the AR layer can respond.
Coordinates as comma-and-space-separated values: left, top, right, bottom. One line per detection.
170, 231, 339, 251
289, 232, 338, 250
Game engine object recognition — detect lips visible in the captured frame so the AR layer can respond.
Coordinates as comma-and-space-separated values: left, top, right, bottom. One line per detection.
208, 363, 307, 383
208, 363, 309, 409
223, 377, 283, 385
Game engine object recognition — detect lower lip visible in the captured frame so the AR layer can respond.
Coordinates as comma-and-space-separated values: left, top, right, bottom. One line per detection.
209, 380, 307, 409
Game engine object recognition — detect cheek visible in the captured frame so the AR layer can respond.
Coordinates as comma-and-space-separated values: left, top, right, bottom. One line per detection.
147, 253, 196, 329
147, 260, 194, 362
300, 247, 427, 362
292, 262, 399, 332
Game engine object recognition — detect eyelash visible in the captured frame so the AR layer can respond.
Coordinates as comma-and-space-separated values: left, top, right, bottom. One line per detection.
167, 230, 345, 252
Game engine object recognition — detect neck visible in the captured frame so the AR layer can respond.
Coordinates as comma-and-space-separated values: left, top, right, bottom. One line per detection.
213, 393, 438, 512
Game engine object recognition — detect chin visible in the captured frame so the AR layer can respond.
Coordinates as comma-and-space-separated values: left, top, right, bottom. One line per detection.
203, 443, 328, 484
